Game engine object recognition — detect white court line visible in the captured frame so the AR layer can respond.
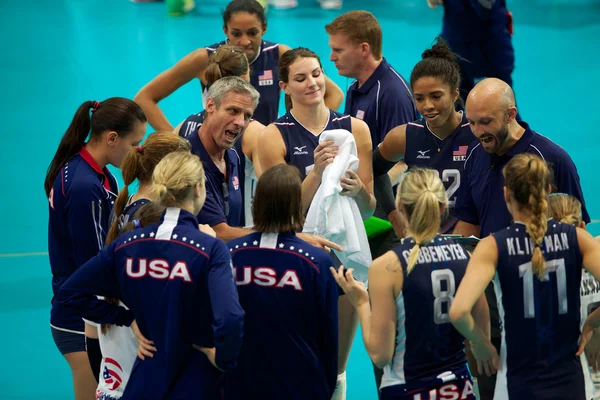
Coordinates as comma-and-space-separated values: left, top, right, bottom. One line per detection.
0, 251, 49, 258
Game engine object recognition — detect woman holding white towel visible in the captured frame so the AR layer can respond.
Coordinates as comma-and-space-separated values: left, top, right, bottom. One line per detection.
257, 46, 375, 400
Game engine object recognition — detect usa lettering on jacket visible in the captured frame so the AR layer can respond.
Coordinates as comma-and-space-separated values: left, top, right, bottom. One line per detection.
126, 258, 192, 282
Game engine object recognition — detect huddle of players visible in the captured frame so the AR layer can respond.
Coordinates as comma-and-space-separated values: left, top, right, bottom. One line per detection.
46, 1, 600, 399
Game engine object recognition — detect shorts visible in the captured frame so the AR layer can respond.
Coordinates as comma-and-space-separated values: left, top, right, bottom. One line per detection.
51, 325, 86, 355
380, 366, 475, 400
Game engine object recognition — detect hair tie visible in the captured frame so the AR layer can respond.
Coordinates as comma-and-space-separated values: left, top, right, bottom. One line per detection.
91, 101, 100, 113
132, 219, 142, 229
535, 242, 542, 249
137, 145, 143, 154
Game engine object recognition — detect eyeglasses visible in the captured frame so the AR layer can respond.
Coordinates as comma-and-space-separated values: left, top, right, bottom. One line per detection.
222, 180, 229, 217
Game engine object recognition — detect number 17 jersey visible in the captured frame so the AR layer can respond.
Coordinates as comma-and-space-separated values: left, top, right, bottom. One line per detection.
493, 220, 587, 400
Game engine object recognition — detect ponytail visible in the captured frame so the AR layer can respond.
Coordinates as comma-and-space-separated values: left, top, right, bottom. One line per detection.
397, 168, 447, 274
503, 154, 552, 279
102, 202, 165, 333
105, 131, 191, 245
526, 169, 549, 278
205, 44, 249, 89
44, 101, 95, 196
406, 191, 443, 274
44, 97, 147, 197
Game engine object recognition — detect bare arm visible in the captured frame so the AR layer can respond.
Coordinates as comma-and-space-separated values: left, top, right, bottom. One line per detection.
241, 120, 266, 178
449, 237, 497, 343
331, 251, 400, 368
323, 75, 344, 111
453, 220, 480, 238
134, 48, 210, 131
349, 118, 376, 219
449, 237, 499, 375
212, 222, 253, 242
388, 161, 408, 186
256, 124, 287, 179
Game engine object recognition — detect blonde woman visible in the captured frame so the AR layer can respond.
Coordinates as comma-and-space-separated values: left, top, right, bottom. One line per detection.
333, 168, 487, 399
57, 152, 244, 399
450, 154, 600, 400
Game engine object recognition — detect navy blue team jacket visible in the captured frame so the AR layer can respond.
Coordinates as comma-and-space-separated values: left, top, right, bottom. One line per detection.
492, 220, 586, 399
225, 231, 338, 400
48, 147, 118, 332
57, 207, 245, 399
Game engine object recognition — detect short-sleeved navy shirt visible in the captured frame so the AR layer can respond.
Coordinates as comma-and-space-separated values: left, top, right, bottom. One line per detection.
454, 122, 589, 238
188, 132, 244, 227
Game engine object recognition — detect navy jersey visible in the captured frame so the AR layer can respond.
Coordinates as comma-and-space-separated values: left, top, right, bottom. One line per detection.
48, 148, 118, 332
206, 40, 280, 125
344, 58, 418, 147
225, 232, 338, 400
381, 236, 470, 390
110, 197, 150, 235
492, 220, 586, 399
404, 113, 475, 233
274, 109, 352, 181
186, 123, 244, 227
57, 208, 245, 399
454, 122, 590, 238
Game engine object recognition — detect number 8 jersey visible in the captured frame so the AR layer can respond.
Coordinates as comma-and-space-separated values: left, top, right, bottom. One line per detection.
493, 220, 590, 400
404, 112, 474, 233
382, 236, 472, 392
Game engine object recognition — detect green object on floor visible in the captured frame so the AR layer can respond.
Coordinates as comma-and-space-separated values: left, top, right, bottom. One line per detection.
364, 216, 393, 239
166, 0, 184, 16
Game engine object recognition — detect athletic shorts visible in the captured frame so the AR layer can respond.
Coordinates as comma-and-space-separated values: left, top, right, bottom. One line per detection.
51, 325, 86, 355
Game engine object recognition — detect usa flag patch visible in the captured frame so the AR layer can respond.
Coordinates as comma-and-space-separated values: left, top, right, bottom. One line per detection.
258, 70, 273, 86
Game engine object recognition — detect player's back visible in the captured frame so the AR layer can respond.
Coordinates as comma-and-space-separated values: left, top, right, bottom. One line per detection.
493, 220, 586, 399
113, 208, 243, 399
225, 231, 339, 400
382, 236, 470, 390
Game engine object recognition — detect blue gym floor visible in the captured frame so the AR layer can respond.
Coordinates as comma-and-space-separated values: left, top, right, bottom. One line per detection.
1, 0, 599, 398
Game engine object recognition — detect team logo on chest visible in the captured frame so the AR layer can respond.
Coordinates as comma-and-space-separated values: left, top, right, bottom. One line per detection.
258, 70, 273, 86
453, 145, 468, 162
417, 149, 431, 159
233, 176, 239, 190
293, 145, 309, 156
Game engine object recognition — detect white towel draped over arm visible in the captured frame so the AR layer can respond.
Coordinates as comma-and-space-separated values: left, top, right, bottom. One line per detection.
303, 129, 372, 284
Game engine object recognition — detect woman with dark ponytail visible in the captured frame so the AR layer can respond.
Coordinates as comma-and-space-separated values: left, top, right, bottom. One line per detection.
45, 97, 146, 399
450, 154, 600, 400
373, 37, 475, 237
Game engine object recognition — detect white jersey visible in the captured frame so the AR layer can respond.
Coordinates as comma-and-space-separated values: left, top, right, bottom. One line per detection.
581, 270, 600, 399
95, 301, 138, 400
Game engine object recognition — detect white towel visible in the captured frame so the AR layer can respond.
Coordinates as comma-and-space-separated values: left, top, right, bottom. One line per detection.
303, 129, 372, 283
